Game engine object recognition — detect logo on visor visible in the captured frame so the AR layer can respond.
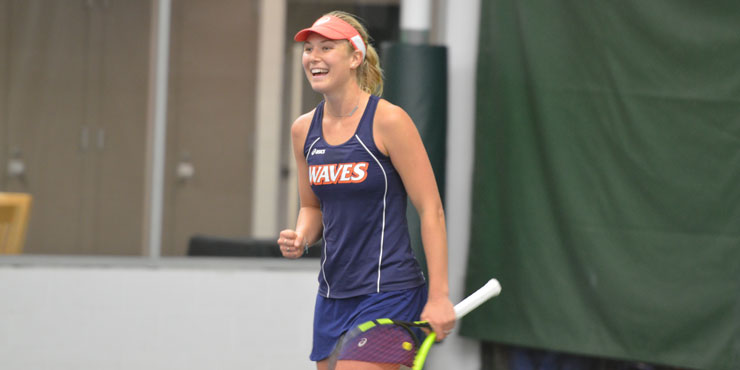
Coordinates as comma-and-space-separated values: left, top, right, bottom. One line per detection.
315, 16, 331, 26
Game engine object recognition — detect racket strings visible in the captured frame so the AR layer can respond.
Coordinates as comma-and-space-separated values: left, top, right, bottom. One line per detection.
331, 321, 422, 368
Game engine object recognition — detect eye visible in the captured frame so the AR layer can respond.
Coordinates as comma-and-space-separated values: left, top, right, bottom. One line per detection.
322, 46, 332, 51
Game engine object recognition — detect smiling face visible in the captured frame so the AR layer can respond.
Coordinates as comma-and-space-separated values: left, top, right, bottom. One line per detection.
302, 33, 361, 94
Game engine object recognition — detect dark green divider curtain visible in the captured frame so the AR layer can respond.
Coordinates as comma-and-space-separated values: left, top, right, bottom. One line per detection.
382, 43, 447, 272
462, 1, 740, 369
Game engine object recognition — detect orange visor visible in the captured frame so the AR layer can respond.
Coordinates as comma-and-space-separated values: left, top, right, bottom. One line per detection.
294, 15, 366, 61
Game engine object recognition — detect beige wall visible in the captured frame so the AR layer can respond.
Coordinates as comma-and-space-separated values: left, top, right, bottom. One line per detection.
0, 260, 319, 369
1, 0, 149, 255
1, 0, 260, 256
162, 0, 259, 255
0, 0, 402, 256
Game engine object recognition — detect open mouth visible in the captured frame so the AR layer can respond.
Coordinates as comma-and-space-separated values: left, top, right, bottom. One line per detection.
311, 68, 329, 77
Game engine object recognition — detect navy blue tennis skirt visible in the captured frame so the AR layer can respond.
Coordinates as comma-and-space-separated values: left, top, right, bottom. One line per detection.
310, 284, 428, 362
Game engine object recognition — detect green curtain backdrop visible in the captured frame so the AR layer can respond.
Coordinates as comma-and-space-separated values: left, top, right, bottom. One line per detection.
461, 1, 740, 369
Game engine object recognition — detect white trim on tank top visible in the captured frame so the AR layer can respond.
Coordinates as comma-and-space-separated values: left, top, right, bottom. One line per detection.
354, 134, 388, 293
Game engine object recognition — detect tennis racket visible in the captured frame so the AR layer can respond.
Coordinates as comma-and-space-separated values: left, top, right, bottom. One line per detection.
328, 278, 502, 370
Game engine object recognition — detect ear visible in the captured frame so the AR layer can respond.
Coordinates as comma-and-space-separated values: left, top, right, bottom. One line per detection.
350, 49, 363, 70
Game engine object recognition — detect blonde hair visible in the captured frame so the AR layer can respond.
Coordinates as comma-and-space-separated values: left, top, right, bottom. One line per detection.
327, 11, 384, 96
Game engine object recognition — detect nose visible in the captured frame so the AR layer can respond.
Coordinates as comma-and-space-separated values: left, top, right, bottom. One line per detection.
306, 48, 320, 62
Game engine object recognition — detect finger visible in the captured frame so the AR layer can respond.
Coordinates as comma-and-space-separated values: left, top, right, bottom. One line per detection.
287, 248, 301, 258
293, 233, 305, 248
280, 246, 296, 258
277, 232, 297, 246
442, 327, 454, 338
428, 320, 454, 340
428, 324, 446, 341
435, 327, 452, 341
429, 322, 444, 336
279, 229, 298, 239
280, 241, 305, 258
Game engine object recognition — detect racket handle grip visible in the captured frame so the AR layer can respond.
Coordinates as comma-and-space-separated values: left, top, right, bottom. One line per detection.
453, 278, 501, 319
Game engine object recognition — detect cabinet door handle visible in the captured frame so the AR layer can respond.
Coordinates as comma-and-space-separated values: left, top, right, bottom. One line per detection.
7, 148, 25, 178
176, 161, 195, 181
7, 158, 26, 178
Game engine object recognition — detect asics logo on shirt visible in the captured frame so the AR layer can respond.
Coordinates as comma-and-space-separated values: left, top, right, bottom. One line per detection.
309, 162, 369, 185
311, 148, 326, 155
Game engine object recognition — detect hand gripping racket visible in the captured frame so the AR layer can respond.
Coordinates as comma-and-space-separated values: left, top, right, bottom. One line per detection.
328, 278, 502, 370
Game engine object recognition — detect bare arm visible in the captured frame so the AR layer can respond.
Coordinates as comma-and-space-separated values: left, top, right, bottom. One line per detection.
374, 100, 456, 339
277, 112, 323, 258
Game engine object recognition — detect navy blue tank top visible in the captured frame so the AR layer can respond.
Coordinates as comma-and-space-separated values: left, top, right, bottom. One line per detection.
304, 95, 426, 298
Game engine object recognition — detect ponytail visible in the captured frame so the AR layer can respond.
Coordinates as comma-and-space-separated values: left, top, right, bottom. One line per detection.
327, 11, 384, 96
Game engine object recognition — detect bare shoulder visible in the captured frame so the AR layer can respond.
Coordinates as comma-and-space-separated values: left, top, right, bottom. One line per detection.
375, 99, 411, 126
373, 98, 419, 156
291, 109, 316, 142
374, 98, 413, 132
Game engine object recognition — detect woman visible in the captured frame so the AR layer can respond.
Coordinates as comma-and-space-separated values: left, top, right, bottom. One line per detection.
277, 11, 455, 369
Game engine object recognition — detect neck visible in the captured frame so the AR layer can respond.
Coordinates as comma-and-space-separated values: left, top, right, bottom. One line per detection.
324, 86, 364, 119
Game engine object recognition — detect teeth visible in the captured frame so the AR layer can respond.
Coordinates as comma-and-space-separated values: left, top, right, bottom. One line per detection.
311, 68, 328, 74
